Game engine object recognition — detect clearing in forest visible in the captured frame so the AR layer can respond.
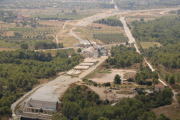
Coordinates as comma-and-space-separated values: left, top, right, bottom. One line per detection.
140, 42, 161, 49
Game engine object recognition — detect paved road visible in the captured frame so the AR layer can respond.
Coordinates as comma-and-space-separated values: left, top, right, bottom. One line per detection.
11, 85, 43, 119
70, 11, 120, 43
55, 21, 69, 44
75, 12, 119, 27
121, 16, 178, 102
120, 17, 135, 44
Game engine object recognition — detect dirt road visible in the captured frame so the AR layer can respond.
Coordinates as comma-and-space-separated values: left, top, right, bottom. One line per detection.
121, 16, 177, 102
55, 21, 69, 44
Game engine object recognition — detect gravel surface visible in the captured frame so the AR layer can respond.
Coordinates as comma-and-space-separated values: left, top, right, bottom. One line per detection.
28, 76, 80, 102
25, 57, 107, 102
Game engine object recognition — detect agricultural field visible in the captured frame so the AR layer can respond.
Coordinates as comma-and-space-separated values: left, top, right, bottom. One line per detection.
0, 20, 64, 50
19, 28, 58, 39
72, 22, 127, 44
89, 23, 124, 34
58, 21, 79, 47
0, 39, 52, 50
93, 33, 128, 44
2, 1, 112, 21
140, 42, 162, 49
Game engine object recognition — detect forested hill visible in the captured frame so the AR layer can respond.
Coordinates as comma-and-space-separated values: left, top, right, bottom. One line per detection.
132, 16, 180, 46
0, 50, 82, 118
131, 16, 180, 69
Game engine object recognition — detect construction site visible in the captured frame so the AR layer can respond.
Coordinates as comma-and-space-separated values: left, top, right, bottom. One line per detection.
67, 38, 108, 75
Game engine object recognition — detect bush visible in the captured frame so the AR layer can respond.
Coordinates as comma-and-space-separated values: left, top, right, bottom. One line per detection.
127, 78, 133, 82
103, 82, 111, 87
93, 82, 98, 86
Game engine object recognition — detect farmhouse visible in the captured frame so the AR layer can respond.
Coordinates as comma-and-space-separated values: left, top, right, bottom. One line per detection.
155, 84, 165, 92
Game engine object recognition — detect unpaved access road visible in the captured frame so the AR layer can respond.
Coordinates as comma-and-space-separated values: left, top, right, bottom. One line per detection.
55, 20, 69, 44
121, 17, 178, 102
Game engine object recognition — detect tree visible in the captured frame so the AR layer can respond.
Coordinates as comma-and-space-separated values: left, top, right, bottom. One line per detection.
72, 10, 77, 14
114, 74, 121, 84
153, 78, 159, 85
178, 96, 180, 106
157, 113, 170, 120
140, 18, 144, 21
20, 43, 28, 50
126, 41, 128, 45
0, 106, 12, 116
58, 43, 64, 48
169, 76, 175, 85
178, 9, 180, 15
77, 48, 82, 53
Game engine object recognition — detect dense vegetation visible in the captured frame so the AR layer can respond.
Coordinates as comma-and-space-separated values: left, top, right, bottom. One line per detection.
165, 73, 180, 84
131, 16, 180, 69
0, 50, 82, 118
135, 67, 159, 85
53, 85, 172, 120
93, 33, 127, 44
132, 16, 180, 45
94, 18, 123, 27
0, 9, 17, 23
35, 42, 64, 50
106, 45, 143, 68
114, 0, 180, 10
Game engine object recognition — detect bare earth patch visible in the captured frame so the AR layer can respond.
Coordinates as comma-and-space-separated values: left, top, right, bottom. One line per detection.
88, 85, 135, 101
90, 69, 137, 83
4, 31, 14, 36
0, 48, 16, 51
38, 21, 64, 27
152, 103, 180, 120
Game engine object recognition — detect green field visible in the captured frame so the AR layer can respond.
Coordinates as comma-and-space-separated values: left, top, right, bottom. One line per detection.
0, 39, 52, 50
31, 14, 94, 20
9, 28, 32, 32
93, 33, 128, 44
140, 42, 161, 49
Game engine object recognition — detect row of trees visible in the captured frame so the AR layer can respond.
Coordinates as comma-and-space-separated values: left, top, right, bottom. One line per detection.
94, 18, 123, 27
0, 50, 82, 117
106, 45, 143, 68
35, 42, 64, 50
53, 85, 172, 120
